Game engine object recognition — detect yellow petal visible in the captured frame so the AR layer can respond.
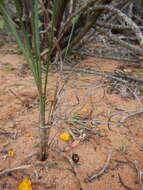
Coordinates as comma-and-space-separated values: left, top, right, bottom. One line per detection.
23, 133, 32, 137
59, 132, 70, 141
123, 69, 132, 72
81, 108, 88, 112
86, 121, 93, 128
18, 178, 32, 190
8, 150, 14, 157
136, 131, 143, 136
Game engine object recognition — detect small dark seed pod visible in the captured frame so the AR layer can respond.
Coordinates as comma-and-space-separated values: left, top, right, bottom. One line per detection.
72, 154, 79, 163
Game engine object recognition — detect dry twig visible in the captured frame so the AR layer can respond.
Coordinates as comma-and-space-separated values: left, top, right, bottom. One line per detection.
85, 150, 112, 182
94, 5, 143, 48
0, 165, 32, 177
118, 173, 133, 190
51, 147, 87, 190
120, 107, 143, 123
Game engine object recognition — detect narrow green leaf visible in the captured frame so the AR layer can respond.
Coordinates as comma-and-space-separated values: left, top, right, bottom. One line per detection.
31, 0, 40, 59
0, 3, 30, 62
0, 16, 4, 29
13, 0, 31, 51
0, 2, 41, 90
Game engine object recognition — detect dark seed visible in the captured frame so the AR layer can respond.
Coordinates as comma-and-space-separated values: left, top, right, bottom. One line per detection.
72, 154, 79, 163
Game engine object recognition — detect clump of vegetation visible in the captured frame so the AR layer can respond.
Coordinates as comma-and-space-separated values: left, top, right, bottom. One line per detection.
0, 0, 107, 161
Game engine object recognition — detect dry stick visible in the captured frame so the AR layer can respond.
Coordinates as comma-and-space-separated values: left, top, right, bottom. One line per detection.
133, 161, 143, 190
63, 65, 143, 83
96, 22, 143, 30
112, 72, 143, 83
118, 173, 133, 190
115, 156, 143, 190
50, 57, 82, 123
133, 15, 143, 24
0, 129, 12, 135
25, 151, 38, 159
104, 0, 130, 23
59, 0, 98, 39
97, 27, 143, 55
9, 89, 32, 109
127, 87, 142, 107
0, 161, 66, 178
51, 147, 87, 190
85, 150, 112, 182
0, 161, 51, 177
0, 165, 32, 177
9, 89, 27, 106
64, 154, 87, 190
84, 43, 141, 57
73, 50, 142, 63
94, 5, 143, 47
120, 107, 143, 123
128, 2, 133, 18
92, 5, 143, 55
67, 127, 77, 140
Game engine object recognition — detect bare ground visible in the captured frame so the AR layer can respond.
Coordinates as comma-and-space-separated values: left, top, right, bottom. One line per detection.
0, 45, 143, 190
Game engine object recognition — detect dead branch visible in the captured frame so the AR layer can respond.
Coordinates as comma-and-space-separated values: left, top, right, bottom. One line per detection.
0, 161, 67, 178
59, 0, 98, 39
85, 150, 112, 182
60, 0, 112, 53
118, 173, 133, 190
0, 165, 32, 177
92, 5, 143, 47
120, 107, 143, 123
104, 0, 131, 23
0, 129, 12, 135
97, 28, 143, 55
63, 154, 87, 190
62, 65, 143, 84
133, 160, 143, 190
72, 49, 142, 63
96, 22, 143, 31
51, 147, 87, 190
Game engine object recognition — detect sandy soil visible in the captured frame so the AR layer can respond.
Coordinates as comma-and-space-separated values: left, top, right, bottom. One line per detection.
0, 45, 143, 190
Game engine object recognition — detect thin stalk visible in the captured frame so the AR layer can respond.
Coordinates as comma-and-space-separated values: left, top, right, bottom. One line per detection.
43, 0, 59, 101
14, 0, 32, 51
39, 1, 61, 159
64, 15, 77, 60
37, 0, 60, 160
38, 91, 47, 160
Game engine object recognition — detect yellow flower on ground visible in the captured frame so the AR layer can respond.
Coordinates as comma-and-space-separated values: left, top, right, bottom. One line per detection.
86, 121, 93, 128
60, 132, 70, 141
8, 150, 14, 157
81, 108, 88, 112
123, 69, 132, 72
136, 131, 143, 136
23, 133, 32, 137
18, 178, 32, 190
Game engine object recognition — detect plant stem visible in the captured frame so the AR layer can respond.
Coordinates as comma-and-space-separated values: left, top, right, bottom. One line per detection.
39, 91, 47, 161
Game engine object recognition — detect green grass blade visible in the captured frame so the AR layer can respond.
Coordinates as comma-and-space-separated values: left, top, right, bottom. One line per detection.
64, 15, 78, 60
31, 0, 40, 59
31, 0, 43, 97
0, 3, 30, 63
43, 0, 59, 97
0, 2, 41, 90
13, 0, 31, 51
